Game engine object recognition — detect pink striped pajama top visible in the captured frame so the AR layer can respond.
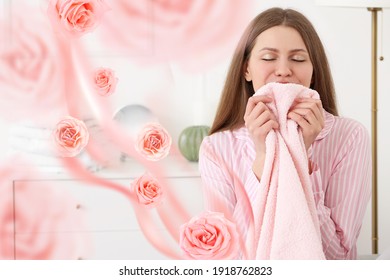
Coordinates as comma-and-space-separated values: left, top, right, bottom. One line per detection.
199, 111, 371, 259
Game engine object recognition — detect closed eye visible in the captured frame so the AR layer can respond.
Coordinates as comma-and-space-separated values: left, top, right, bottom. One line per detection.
291, 58, 306, 62
291, 55, 307, 62
260, 53, 277, 61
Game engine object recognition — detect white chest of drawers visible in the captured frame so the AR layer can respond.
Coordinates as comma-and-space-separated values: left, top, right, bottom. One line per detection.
10, 158, 203, 260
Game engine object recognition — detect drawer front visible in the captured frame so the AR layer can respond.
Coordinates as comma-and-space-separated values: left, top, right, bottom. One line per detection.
11, 176, 203, 259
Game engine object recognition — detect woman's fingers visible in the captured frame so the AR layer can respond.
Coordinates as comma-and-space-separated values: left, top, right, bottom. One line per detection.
244, 95, 278, 150
288, 98, 325, 151
251, 119, 279, 138
244, 96, 276, 125
247, 110, 279, 133
287, 111, 311, 129
244, 95, 273, 119
288, 108, 314, 124
291, 98, 324, 124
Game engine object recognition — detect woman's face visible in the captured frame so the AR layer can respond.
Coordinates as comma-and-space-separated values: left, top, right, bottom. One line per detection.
244, 25, 313, 91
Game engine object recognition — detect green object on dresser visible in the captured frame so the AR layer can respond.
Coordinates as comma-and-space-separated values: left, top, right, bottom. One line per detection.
178, 125, 210, 162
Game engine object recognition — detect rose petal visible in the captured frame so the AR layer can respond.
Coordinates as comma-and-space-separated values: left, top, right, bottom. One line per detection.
179, 211, 239, 259
131, 173, 163, 208
48, 0, 110, 37
135, 123, 172, 161
53, 116, 89, 157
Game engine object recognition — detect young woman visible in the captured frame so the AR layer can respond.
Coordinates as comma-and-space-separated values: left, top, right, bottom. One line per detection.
199, 7, 371, 259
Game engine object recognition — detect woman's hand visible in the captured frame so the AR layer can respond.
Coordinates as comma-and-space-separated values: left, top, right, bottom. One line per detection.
244, 95, 279, 180
287, 97, 325, 151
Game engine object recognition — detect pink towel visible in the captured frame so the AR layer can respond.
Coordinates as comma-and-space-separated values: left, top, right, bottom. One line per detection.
251, 82, 325, 259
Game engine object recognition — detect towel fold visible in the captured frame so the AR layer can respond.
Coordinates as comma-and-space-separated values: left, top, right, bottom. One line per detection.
251, 82, 325, 259
7, 121, 102, 173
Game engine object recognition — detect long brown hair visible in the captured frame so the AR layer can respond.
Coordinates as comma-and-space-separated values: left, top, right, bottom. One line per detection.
210, 7, 338, 135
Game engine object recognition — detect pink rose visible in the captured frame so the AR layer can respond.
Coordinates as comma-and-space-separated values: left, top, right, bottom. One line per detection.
135, 123, 172, 161
53, 116, 89, 157
131, 173, 164, 208
99, 0, 254, 71
0, 159, 91, 259
0, 6, 70, 122
48, 0, 110, 37
93, 67, 118, 96
180, 211, 239, 260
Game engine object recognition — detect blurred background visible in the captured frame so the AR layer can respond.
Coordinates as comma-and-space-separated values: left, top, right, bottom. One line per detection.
0, 0, 389, 259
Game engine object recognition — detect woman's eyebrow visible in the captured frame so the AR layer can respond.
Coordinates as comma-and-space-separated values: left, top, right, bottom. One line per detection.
258, 48, 308, 53
289, 48, 308, 53
259, 47, 279, 52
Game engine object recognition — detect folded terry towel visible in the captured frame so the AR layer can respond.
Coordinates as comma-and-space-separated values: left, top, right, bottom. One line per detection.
7, 121, 101, 172
251, 82, 325, 259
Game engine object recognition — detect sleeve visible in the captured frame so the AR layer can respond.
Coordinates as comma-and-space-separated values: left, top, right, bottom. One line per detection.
198, 136, 259, 240
198, 137, 236, 216
310, 125, 372, 259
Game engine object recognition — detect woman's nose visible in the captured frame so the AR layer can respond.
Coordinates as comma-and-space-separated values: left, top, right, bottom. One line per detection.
275, 60, 292, 77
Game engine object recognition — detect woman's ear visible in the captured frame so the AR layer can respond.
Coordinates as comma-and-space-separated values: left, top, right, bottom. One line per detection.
244, 62, 252, 82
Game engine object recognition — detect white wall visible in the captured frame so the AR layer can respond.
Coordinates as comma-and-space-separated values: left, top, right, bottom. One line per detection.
1, 0, 389, 257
